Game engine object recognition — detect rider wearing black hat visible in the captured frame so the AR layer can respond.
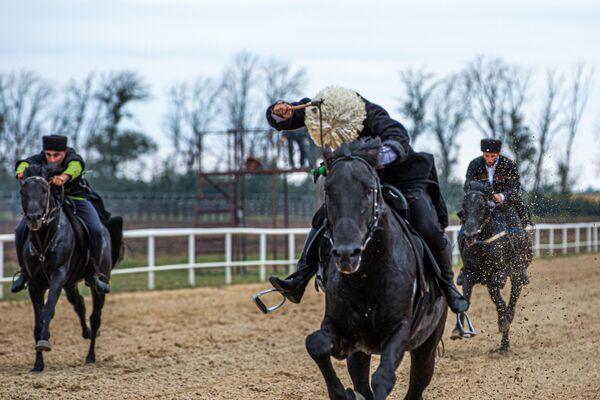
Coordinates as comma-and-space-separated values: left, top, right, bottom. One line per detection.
465, 139, 531, 228
12, 135, 111, 293
264, 86, 468, 314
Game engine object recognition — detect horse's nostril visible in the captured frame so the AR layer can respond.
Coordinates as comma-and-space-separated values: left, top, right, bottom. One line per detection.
351, 248, 361, 257
332, 249, 341, 258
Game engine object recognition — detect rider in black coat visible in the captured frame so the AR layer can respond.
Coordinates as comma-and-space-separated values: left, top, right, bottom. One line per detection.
12, 135, 111, 294
464, 139, 530, 227
266, 86, 467, 314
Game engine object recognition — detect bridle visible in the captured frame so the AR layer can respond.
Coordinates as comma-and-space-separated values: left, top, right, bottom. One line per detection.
324, 153, 383, 252
21, 176, 63, 226
462, 189, 497, 245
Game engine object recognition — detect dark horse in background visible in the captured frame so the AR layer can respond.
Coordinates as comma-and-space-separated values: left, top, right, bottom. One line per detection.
305, 139, 447, 400
452, 181, 532, 353
19, 165, 122, 371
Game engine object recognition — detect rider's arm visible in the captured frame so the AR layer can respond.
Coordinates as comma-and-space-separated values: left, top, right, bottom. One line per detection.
63, 160, 83, 179
15, 161, 30, 177
363, 100, 411, 165
266, 98, 311, 131
501, 159, 521, 203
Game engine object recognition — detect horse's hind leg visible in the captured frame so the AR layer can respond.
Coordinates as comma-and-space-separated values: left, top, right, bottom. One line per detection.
86, 288, 105, 364
306, 329, 354, 400
28, 284, 45, 372
405, 309, 447, 400
347, 352, 373, 400
65, 284, 90, 339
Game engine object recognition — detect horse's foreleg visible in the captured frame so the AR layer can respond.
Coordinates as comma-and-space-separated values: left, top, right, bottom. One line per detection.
86, 288, 106, 364
507, 276, 523, 324
347, 352, 373, 400
38, 266, 68, 349
405, 308, 447, 400
371, 322, 410, 400
28, 284, 45, 372
306, 329, 352, 400
487, 284, 510, 353
65, 284, 90, 339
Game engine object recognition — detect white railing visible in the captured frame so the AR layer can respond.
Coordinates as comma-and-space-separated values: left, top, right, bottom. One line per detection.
0, 222, 598, 299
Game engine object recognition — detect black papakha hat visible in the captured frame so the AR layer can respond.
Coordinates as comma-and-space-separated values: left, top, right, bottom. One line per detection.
481, 138, 502, 153
42, 135, 68, 151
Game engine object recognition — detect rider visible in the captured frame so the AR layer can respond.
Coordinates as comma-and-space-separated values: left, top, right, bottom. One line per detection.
265, 85, 468, 314
464, 139, 531, 228
12, 135, 111, 294
458, 138, 531, 284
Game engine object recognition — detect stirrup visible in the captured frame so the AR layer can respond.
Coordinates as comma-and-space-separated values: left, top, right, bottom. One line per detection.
456, 312, 477, 338
252, 288, 286, 314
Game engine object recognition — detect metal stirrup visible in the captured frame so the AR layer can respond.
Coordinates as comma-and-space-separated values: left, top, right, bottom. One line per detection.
252, 288, 286, 314
456, 312, 477, 338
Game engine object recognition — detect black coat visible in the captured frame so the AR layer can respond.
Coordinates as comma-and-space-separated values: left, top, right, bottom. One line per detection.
464, 155, 521, 204
18, 148, 89, 198
266, 97, 449, 228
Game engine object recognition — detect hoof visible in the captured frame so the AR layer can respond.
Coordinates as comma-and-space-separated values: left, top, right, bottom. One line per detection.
85, 355, 96, 364
35, 340, 52, 352
346, 389, 366, 400
82, 328, 91, 339
31, 366, 44, 373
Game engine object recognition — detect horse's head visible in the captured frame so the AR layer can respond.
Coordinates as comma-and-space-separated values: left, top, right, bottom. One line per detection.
461, 180, 494, 246
20, 165, 57, 231
324, 138, 383, 274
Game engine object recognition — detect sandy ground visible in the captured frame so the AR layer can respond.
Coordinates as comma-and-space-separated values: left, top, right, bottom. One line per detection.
1, 254, 599, 400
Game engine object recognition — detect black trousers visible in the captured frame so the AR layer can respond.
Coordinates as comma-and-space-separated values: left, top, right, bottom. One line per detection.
403, 188, 448, 253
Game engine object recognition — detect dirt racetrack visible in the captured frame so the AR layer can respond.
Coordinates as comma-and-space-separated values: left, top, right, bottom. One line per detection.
1, 254, 599, 399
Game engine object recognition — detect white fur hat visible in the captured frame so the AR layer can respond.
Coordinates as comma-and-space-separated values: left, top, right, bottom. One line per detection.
304, 86, 366, 148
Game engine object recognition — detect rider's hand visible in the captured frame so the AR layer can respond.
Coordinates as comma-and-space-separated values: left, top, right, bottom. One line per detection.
493, 193, 504, 203
272, 102, 293, 119
16, 172, 24, 180
51, 174, 70, 187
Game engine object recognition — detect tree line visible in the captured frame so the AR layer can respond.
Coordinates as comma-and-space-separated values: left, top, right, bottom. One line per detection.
0, 53, 595, 196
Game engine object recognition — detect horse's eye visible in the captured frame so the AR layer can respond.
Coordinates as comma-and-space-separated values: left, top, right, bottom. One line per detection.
366, 188, 373, 196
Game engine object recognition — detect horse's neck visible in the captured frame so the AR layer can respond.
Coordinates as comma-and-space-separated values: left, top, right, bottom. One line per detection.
363, 209, 399, 264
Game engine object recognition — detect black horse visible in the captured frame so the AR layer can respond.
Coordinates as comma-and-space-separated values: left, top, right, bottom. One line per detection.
305, 139, 447, 400
452, 181, 532, 353
19, 166, 121, 371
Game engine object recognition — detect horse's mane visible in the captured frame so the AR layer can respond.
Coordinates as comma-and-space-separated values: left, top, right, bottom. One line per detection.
466, 180, 492, 197
328, 137, 381, 168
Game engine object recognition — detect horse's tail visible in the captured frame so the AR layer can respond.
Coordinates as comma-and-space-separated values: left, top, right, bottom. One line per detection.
106, 216, 124, 268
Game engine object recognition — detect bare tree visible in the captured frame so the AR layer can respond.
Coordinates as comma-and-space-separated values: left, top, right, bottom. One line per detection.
466, 56, 535, 181
221, 51, 261, 168
398, 68, 436, 144
532, 71, 563, 192
165, 76, 221, 173
429, 74, 470, 183
557, 64, 594, 194
0, 71, 52, 172
87, 71, 155, 178
50, 73, 94, 150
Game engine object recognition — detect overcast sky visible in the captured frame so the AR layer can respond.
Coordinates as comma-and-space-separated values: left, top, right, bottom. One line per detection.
1, 0, 599, 189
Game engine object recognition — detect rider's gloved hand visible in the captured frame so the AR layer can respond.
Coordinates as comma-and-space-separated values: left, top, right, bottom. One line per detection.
377, 145, 397, 169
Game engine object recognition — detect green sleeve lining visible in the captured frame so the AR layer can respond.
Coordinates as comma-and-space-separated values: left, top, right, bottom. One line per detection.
63, 161, 83, 179
15, 162, 30, 176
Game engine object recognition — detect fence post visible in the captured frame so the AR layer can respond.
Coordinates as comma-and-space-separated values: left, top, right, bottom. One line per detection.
0, 241, 4, 300
148, 236, 155, 290
548, 228, 554, 256
288, 233, 295, 275
225, 233, 232, 284
587, 225, 592, 252
562, 227, 568, 254
535, 227, 541, 258
188, 234, 195, 287
259, 234, 267, 282
594, 224, 599, 252
575, 227, 580, 254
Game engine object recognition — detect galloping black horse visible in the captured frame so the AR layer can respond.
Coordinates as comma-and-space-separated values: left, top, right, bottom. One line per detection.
305, 139, 447, 400
452, 181, 532, 353
19, 165, 121, 371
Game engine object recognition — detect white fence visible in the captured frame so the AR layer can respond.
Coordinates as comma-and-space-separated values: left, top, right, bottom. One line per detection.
0, 222, 598, 299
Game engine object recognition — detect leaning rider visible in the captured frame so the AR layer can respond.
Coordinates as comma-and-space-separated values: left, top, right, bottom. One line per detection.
458, 138, 531, 284
265, 85, 468, 314
12, 135, 111, 293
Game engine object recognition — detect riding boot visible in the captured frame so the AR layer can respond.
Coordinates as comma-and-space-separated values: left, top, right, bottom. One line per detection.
11, 272, 27, 293
269, 226, 322, 304
435, 239, 469, 314
86, 246, 110, 294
